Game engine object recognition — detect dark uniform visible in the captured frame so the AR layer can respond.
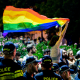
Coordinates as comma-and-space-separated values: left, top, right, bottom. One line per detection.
35, 55, 62, 80
23, 71, 37, 80
35, 70, 62, 80
0, 59, 24, 80
23, 56, 41, 80
0, 41, 26, 80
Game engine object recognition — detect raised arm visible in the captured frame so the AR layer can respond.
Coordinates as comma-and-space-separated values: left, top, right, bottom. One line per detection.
50, 21, 69, 63
56, 21, 69, 47
56, 27, 62, 36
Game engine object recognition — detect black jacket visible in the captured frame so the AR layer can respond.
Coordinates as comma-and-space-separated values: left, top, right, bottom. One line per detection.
35, 70, 62, 80
0, 59, 26, 80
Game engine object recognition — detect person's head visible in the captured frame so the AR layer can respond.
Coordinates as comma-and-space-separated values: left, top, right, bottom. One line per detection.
49, 35, 59, 47
67, 49, 74, 60
69, 64, 77, 74
3, 41, 16, 59
43, 49, 50, 56
59, 65, 73, 79
27, 37, 30, 41
25, 56, 41, 74
76, 50, 80, 59
34, 39, 37, 44
62, 49, 68, 59
41, 55, 53, 70
75, 54, 80, 59
15, 52, 21, 61
51, 63, 59, 74
27, 44, 37, 54
77, 64, 80, 75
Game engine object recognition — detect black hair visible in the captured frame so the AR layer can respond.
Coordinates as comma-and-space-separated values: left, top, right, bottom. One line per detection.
42, 63, 52, 69
16, 52, 21, 56
44, 49, 50, 54
27, 45, 34, 53
49, 35, 59, 47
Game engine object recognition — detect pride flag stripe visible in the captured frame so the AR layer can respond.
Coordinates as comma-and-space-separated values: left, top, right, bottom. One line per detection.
3, 6, 70, 33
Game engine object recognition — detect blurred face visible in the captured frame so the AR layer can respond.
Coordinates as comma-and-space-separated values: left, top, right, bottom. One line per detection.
69, 51, 74, 59
16, 56, 20, 61
62, 70, 70, 79
65, 71, 70, 79
62, 50, 68, 59
32, 62, 38, 72
44, 51, 50, 56
32, 46, 37, 54
56, 70, 59, 74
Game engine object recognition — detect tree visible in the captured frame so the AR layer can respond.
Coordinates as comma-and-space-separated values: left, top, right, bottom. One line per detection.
0, 0, 80, 44
35, 0, 80, 43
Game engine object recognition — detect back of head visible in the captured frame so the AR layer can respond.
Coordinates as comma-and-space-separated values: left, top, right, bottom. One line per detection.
3, 41, 15, 56
49, 35, 59, 47
16, 52, 21, 56
43, 49, 50, 55
52, 63, 59, 72
42, 55, 52, 69
27, 44, 33, 53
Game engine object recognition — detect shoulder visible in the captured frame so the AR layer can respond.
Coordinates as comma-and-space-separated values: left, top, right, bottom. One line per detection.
35, 72, 43, 77
23, 71, 27, 78
53, 72, 61, 78
74, 73, 78, 79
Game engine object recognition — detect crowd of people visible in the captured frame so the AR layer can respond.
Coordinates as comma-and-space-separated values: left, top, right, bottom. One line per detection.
1, 21, 80, 80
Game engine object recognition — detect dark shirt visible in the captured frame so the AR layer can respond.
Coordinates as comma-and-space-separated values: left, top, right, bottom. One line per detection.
35, 70, 62, 80
59, 58, 69, 66
16, 60, 22, 67
23, 71, 37, 80
0, 57, 4, 62
0, 59, 25, 80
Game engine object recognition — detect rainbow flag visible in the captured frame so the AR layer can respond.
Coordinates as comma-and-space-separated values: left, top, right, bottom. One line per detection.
3, 6, 70, 33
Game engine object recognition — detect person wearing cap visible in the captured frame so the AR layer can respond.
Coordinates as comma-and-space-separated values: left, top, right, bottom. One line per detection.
51, 63, 59, 75
35, 55, 62, 80
23, 56, 41, 80
74, 64, 80, 80
59, 65, 74, 80
74, 50, 80, 67
38, 49, 50, 72
69, 64, 77, 79
0, 41, 26, 80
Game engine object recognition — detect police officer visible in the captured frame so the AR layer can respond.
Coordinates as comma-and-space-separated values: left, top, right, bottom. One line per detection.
0, 41, 26, 80
51, 63, 59, 75
75, 64, 80, 80
59, 65, 74, 80
35, 55, 62, 80
23, 56, 41, 80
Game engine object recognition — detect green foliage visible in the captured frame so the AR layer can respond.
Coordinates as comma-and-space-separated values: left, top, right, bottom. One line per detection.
33, 41, 51, 59
1, 37, 80, 59
0, 37, 7, 51
59, 44, 80, 56
35, 0, 80, 41
0, 37, 27, 58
